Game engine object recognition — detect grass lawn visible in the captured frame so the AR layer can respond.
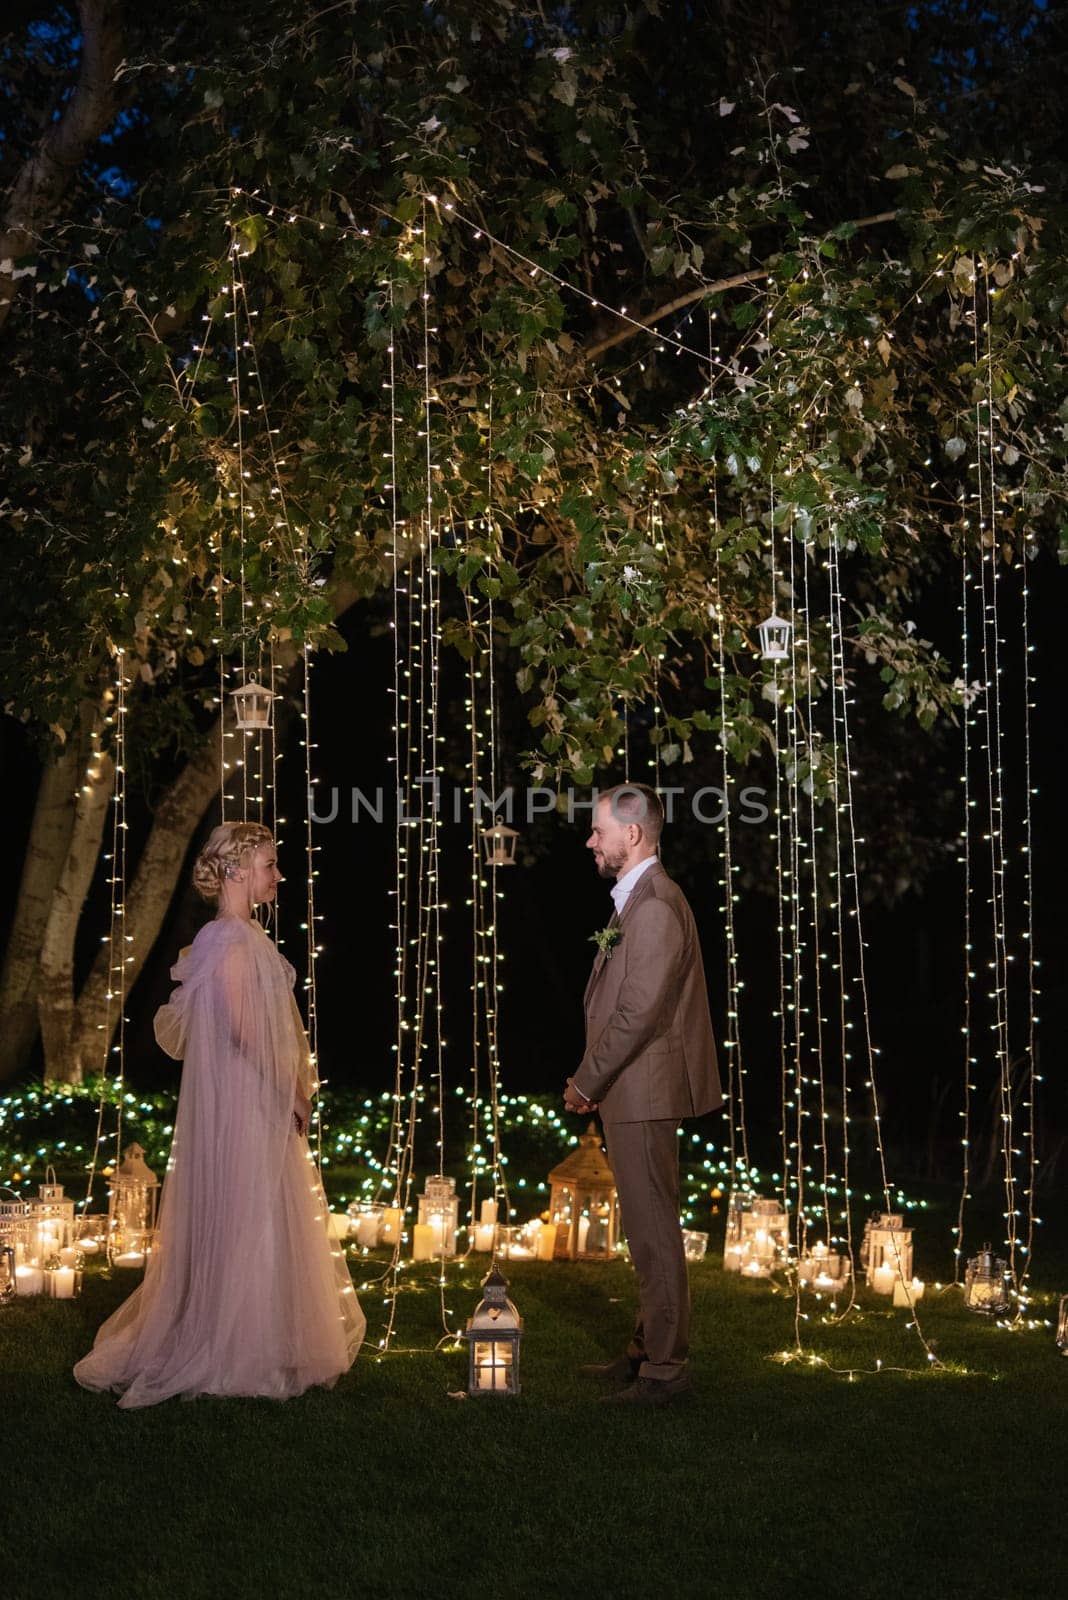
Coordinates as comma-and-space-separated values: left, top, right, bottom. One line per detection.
3, 1232, 1067, 1600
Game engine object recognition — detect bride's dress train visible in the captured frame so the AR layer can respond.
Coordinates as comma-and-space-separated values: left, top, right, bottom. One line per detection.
74, 917, 364, 1408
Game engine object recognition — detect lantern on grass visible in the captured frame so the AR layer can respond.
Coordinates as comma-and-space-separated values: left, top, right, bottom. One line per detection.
44, 1245, 83, 1300
758, 612, 792, 661
963, 1245, 1012, 1315
416, 1175, 459, 1258
738, 1197, 789, 1278
107, 1144, 159, 1267
1, 1244, 15, 1306
28, 1167, 74, 1261
547, 1123, 620, 1261
229, 675, 276, 731
463, 1265, 522, 1397
682, 1230, 709, 1262
723, 1189, 757, 1273
480, 821, 519, 867
861, 1213, 914, 1292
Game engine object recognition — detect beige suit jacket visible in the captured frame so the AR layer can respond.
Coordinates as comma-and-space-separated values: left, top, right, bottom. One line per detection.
573, 861, 721, 1125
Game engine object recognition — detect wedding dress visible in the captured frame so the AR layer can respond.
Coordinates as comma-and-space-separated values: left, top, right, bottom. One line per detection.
74, 916, 364, 1407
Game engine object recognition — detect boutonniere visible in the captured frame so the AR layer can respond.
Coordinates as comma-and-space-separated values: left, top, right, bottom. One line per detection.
590, 925, 623, 959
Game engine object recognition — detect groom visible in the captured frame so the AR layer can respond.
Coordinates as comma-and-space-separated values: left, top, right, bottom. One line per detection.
564, 783, 720, 1407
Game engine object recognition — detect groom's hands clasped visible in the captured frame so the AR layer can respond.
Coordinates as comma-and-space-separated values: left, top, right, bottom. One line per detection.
563, 1077, 597, 1115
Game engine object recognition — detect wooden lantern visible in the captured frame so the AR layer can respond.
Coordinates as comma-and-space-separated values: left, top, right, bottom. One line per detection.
547, 1122, 620, 1261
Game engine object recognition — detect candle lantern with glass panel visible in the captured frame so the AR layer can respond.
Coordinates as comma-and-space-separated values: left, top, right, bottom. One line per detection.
107, 1144, 160, 1267
546, 1123, 620, 1261
463, 1264, 522, 1396
860, 1213, 914, 1294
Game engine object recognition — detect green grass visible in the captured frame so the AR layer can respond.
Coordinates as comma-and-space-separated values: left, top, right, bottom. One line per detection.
3, 1244, 1066, 1600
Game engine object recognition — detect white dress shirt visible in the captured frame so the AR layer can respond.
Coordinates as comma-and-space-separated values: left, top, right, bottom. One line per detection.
609, 853, 658, 918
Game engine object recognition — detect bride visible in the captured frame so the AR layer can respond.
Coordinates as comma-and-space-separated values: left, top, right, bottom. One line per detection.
74, 821, 365, 1407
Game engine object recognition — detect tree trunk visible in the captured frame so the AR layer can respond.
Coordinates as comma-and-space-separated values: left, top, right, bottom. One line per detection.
0, 0, 124, 332
37, 727, 114, 1084
72, 707, 232, 1068
0, 711, 96, 1079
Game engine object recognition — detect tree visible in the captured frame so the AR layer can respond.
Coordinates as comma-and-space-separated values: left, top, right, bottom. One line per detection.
1, 0, 1065, 1080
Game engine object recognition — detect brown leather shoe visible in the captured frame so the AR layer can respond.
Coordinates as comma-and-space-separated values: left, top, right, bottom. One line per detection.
598, 1374, 693, 1407
579, 1353, 642, 1382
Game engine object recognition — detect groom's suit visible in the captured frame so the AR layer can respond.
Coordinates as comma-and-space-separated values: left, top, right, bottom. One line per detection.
573, 859, 720, 1380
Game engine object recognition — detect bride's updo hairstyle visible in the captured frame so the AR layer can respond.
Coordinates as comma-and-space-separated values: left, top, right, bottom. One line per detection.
193, 821, 274, 903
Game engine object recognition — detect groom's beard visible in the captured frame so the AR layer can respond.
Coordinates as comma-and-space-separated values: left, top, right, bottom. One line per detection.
594, 847, 628, 879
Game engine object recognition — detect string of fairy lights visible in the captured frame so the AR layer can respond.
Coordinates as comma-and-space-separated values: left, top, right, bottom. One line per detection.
15, 167, 1048, 1374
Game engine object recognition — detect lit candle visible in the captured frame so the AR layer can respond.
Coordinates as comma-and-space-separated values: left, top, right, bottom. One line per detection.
355, 1212, 381, 1249
476, 1358, 508, 1391
473, 1223, 495, 1252
51, 1267, 76, 1300
114, 1250, 145, 1268
480, 1199, 498, 1227
577, 1216, 590, 1253
427, 1213, 445, 1250
893, 1276, 925, 1307
872, 1264, 895, 1295
328, 1212, 351, 1240
379, 1207, 402, 1245
15, 1265, 43, 1295
537, 1220, 557, 1261
412, 1223, 434, 1262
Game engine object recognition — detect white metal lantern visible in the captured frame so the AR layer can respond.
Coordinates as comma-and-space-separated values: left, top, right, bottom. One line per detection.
28, 1167, 75, 1261
480, 821, 519, 867
1056, 1295, 1068, 1357
346, 1201, 385, 1249
861, 1213, 914, 1291
547, 1123, 620, 1261
415, 1175, 459, 1258
758, 611, 792, 660
107, 1144, 159, 1267
963, 1245, 1012, 1316
723, 1188, 757, 1273
0, 1244, 15, 1306
463, 1264, 522, 1397
229, 674, 277, 731
738, 1197, 789, 1279
798, 1242, 852, 1297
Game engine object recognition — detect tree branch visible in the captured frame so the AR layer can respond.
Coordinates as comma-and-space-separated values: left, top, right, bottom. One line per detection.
0, 0, 124, 332
583, 211, 900, 360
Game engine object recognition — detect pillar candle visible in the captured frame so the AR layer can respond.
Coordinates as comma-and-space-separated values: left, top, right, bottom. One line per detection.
893, 1276, 925, 1307
15, 1265, 43, 1295
356, 1213, 381, 1249
412, 1224, 434, 1261
51, 1267, 77, 1300
537, 1220, 557, 1261
473, 1223, 495, 1252
328, 1212, 351, 1240
872, 1264, 895, 1295
480, 1199, 498, 1227
379, 1207, 402, 1245
576, 1216, 590, 1253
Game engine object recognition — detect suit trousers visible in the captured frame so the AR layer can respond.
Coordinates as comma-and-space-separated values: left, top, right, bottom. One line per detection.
604, 1119, 689, 1380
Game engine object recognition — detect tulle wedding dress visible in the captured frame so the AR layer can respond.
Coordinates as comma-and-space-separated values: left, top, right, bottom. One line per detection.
74, 916, 365, 1408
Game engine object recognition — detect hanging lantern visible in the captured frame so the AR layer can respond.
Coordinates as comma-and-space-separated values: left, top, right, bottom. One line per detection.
414, 1175, 459, 1260
229, 674, 277, 731
1056, 1295, 1068, 1357
738, 1197, 789, 1279
861, 1213, 914, 1293
963, 1245, 1012, 1316
107, 1144, 159, 1267
546, 1122, 620, 1261
28, 1167, 74, 1262
757, 612, 792, 660
480, 820, 519, 867
463, 1264, 522, 1396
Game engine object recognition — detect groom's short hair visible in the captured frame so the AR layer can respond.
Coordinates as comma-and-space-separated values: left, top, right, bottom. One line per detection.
600, 783, 664, 845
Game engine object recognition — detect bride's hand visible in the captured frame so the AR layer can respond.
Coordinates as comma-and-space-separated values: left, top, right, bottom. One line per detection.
293, 1092, 312, 1136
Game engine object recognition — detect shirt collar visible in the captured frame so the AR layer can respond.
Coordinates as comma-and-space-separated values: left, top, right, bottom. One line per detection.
610, 854, 658, 913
